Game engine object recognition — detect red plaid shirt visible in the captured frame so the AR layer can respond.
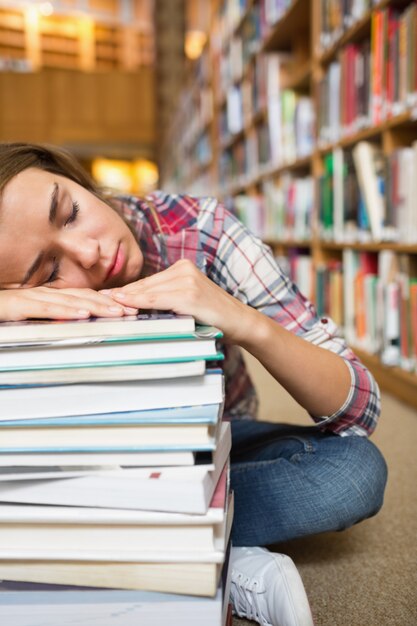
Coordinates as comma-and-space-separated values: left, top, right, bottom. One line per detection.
116, 191, 380, 437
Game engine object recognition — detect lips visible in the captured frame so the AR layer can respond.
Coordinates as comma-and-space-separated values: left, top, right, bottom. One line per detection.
106, 244, 125, 281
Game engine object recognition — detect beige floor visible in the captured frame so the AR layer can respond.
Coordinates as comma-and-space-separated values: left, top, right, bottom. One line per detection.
233, 352, 417, 626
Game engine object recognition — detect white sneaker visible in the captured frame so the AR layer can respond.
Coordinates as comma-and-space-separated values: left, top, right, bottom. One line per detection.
230, 547, 314, 626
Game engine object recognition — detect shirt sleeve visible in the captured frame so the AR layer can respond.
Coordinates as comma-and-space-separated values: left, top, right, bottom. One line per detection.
201, 201, 381, 437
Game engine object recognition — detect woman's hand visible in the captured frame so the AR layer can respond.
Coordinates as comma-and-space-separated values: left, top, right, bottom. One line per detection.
103, 259, 257, 343
0, 286, 138, 322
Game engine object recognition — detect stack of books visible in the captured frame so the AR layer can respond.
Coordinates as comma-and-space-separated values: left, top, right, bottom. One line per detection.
0, 314, 233, 626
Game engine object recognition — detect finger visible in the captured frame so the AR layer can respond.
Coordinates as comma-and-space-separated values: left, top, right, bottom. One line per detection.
109, 261, 198, 293
53, 289, 138, 316
7, 299, 92, 321
110, 288, 198, 314
33, 289, 133, 318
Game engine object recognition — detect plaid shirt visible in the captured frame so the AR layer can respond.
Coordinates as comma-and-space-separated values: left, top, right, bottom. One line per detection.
116, 191, 380, 437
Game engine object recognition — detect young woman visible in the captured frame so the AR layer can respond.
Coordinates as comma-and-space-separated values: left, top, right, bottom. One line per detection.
0, 142, 388, 626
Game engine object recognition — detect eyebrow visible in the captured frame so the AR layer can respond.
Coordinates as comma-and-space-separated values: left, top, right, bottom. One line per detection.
21, 183, 60, 286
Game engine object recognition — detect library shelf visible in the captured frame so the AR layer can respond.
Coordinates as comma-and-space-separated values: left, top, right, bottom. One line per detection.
219, 0, 256, 50
355, 348, 417, 410
318, 110, 417, 155
219, 154, 312, 197
262, 0, 310, 52
263, 238, 312, 249
220, 109, 267, 151
317, 10, 373, 65
316, 0, 397, 64
282, 60, 312, 91
320, 242, 417, 254
162, 0, 417, 409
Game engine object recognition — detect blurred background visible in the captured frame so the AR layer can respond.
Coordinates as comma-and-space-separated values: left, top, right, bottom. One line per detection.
0, 0, 209, 195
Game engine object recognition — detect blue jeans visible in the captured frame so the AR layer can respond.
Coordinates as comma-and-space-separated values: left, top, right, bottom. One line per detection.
229, 420, 388, 546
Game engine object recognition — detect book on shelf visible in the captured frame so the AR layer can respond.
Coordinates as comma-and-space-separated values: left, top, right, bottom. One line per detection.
378, 250, 401, 367
0, 313, 199, 344
342, 248, 417, 372
0, 371, 224, 421
343, 249, 380, 352
315, 259, 344, 327
397, 255, 415, 371
410, 279, 417, 370
352, 141, 386, 241
386, 143, 417, 244
319, 141, 417, 244
0, 460, 230, 556
0, 422, 231, 513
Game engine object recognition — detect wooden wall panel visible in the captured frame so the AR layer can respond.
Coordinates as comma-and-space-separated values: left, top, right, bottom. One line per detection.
97, 70, 155, 144
0, 73, 48, 141
0, 68, 156, 156
47, 70, 101, 143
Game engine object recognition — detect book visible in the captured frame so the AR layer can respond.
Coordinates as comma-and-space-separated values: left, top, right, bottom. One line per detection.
0, 359, 208, 386
0, 462, 230, 556
0, 422, 220, 451
0, 458, 229, 522
0, 335, 222, 369
0, 403, 224, 467
352, 141, 386, 241
0, 423, 231, 513
0, 578, 229, 626
0, 371, 224, 421
0, 402, 222, 427
0, 493, 234, 597
0, 449, 199, 468
0, 313, 196, 344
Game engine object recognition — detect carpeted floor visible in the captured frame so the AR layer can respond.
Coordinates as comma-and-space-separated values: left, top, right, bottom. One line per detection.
233, 352, 417, 626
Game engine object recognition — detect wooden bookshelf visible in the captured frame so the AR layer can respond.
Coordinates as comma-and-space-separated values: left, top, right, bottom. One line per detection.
0, 2, 154, 72
161, 0, 417, 409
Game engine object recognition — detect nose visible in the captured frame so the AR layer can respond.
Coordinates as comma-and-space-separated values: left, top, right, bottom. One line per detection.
61, 233, 100, 270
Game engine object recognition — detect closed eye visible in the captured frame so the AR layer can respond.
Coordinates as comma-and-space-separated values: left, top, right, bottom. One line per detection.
47, 258, 60, 284
65, 200, 79, 226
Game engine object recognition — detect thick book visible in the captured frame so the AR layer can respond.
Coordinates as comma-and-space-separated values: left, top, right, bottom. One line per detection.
0, 579, 229, 626
0, 463, 229, 556
0, 359, 209, 386
0, 313, 196, 344
0, 458, 228, 522
0, 493, 234, 597
0, 334, 222, 370
0, 372, 224, 422
0, 422, 219, 451
0, 422, 231, 513
0, 402, 222, 427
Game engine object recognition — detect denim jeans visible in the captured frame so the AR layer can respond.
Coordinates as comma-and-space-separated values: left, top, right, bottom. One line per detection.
229, 420, 388, 546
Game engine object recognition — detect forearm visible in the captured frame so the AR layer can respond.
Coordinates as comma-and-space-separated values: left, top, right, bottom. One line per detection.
235, 306, 351, 418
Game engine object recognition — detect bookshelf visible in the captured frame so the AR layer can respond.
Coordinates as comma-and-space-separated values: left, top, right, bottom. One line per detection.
160, 0, 417, 410
0, 1, 154, 72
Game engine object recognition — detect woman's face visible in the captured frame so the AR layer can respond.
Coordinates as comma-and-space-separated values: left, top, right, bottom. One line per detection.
0, 167, 144, 291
